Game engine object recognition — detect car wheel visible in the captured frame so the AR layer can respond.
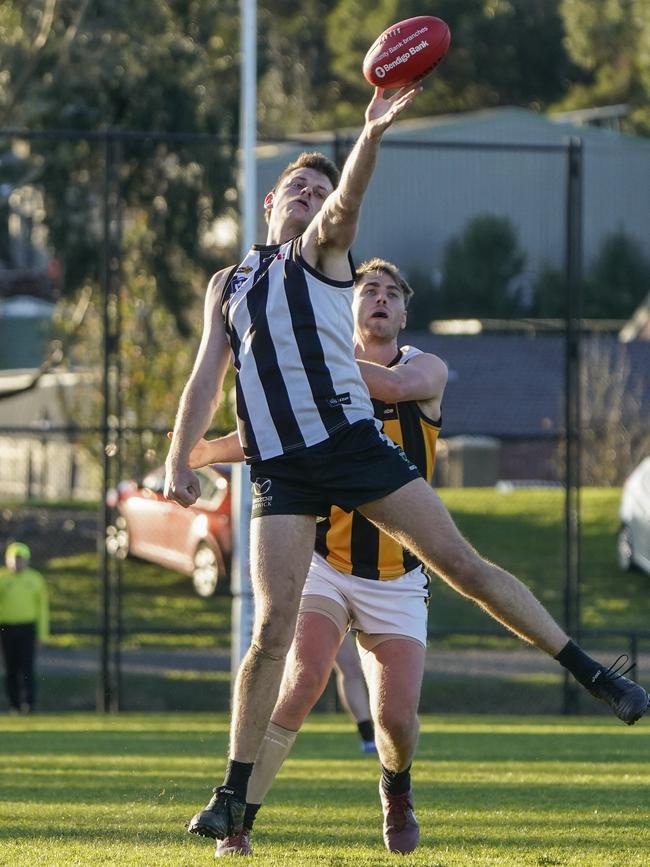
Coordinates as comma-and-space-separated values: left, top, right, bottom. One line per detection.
616, 525, 636, 572
192, 543, 219, 597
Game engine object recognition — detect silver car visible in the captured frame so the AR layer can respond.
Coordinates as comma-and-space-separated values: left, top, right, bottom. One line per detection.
618, 457, 650, 575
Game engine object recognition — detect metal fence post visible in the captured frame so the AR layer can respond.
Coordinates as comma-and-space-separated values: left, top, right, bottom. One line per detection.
562, 137, 584, 715
98, 130, 123, 713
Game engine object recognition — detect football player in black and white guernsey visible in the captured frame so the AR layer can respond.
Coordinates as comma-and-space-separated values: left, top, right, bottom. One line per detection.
164, 88, 649, 849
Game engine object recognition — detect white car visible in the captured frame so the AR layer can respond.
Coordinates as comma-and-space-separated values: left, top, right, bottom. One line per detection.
618, 457, 650, 575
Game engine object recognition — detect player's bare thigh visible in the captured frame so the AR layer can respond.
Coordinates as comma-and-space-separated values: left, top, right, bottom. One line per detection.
249, 514, 317, 653
359, 635, 425, 696
357, 478, 480, 581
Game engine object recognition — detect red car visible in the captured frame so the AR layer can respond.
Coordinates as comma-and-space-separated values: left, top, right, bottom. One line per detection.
109, 464, 232, 596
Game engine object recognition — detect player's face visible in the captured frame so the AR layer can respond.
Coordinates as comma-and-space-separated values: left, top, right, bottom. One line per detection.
353, 270, 407, 340
266, 168, 333, 229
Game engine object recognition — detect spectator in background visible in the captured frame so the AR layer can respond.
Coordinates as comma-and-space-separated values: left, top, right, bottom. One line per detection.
0, 542, 49, 714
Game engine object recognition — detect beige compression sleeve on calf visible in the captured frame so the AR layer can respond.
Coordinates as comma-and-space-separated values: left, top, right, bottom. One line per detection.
246, 721, 298, 805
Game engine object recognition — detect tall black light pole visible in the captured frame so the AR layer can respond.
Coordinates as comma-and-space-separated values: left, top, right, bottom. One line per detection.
99, 131, 123, 712
563, 137, 584, 715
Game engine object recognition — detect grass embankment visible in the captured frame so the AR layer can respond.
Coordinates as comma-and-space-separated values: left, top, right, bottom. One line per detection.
1, 713, 648, 866
433, 488, 650, 638
45, 553, 231, 651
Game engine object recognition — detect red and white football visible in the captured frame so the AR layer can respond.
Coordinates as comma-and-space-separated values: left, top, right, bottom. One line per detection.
363, 16, 451, 89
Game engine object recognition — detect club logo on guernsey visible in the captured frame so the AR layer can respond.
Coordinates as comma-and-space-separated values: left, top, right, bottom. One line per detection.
228, 265, 253, 298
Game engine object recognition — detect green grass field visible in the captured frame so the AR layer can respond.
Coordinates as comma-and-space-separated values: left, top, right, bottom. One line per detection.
1, 713, 648, 866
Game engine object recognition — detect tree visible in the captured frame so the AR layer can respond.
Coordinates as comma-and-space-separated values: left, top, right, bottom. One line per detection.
257, 1, 340, 136
54, 214, 236, 479
438, 213, 526, 317
403, 268, 440, 329
532, 266, 568, 318
576, 339, 650, 485
0, 0, 240, 334
557, 0, 650, 135
325, 0, 581, 127
584, 229, 650, 318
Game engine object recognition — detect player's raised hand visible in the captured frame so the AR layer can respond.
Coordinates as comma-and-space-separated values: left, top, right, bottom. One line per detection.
364, 84, 422, 138
164, 463, 201, 508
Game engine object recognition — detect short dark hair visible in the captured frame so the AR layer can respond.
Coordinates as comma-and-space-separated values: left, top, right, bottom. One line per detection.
356, 258, 414, 307
272, 152, 340, 194
265, 152, 340, 224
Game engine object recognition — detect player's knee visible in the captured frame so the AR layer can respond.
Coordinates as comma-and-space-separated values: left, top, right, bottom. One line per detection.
292, 664, 329, 703
439, 547, 486, 596
252, 617, 294, 659
375, 705, 418, 745
249, 641, 287, 663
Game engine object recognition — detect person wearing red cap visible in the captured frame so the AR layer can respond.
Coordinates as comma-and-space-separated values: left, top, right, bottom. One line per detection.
0, 542, 49, 714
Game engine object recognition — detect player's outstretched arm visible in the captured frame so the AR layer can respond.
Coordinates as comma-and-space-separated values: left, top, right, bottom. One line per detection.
164, 269, 232, 507
357, 353, 448, 407
307, 85, 422, 254
167, 430, 244, 468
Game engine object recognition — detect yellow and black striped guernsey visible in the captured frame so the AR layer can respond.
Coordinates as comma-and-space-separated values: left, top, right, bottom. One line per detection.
315, 346, 441, 580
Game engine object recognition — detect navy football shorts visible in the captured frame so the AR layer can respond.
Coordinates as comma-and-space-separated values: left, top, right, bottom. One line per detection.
249, 419, 421, 519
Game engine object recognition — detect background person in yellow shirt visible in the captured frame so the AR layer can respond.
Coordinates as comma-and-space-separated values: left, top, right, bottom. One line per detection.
0, 542, 49, 714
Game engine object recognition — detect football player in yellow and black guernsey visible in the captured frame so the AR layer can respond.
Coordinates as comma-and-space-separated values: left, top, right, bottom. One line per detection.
317, 260, 442, 583
181, 258, 447, 855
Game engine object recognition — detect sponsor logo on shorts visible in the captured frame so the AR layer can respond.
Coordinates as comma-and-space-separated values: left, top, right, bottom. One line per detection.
398, 448, 417, 470
380, 433, 417, 471
252, 477, 273, 509
252, 478, 272, 496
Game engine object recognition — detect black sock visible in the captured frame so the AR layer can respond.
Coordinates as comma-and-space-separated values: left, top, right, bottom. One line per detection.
357, 719, 374, 742
223, 759, 254, 802
244, 803, 261, 830
555, 639, 603, 689
381, 764, 411, 796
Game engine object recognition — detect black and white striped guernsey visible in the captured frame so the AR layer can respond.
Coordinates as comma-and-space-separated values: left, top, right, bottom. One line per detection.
220, 236, 377, 463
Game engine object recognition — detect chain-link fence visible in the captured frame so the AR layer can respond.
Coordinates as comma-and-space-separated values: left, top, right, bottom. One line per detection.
1, 127, 649, 715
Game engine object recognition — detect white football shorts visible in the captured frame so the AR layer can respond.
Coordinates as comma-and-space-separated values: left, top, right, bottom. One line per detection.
299, 552, 429, 648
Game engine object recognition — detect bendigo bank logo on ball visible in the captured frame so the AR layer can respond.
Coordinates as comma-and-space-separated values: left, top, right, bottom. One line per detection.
374, 39, 430, 80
